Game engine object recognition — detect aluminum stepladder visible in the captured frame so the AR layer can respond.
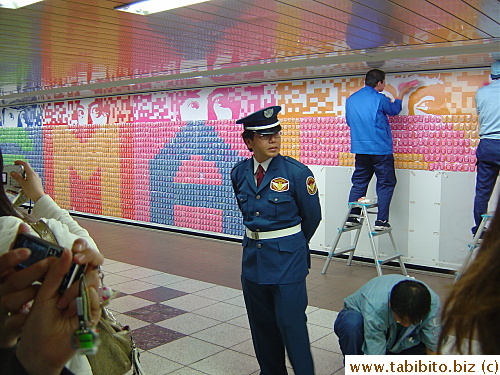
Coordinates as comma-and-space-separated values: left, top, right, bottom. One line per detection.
321, 201, 408, 276
455, 211, 493, 281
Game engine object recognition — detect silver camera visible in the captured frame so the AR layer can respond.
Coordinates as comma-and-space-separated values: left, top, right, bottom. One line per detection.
2, 165, 24, 189
2, 165, 28, 206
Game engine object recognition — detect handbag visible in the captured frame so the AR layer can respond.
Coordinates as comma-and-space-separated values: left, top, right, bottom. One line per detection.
23, 216, 145, 375
87, 308, 145, 375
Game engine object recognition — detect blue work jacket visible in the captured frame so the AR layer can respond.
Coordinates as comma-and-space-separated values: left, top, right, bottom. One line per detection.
344, 275, 441, 354
231, 154, 322, 284
346, 86, 402, 155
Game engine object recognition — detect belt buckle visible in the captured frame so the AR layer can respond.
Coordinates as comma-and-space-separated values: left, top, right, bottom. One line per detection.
252, 232, 259, 240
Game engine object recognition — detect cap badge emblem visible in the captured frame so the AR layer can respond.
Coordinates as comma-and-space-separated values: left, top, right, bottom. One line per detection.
263, 108, 274, 118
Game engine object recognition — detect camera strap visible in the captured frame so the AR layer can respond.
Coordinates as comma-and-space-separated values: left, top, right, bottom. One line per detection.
72, 274, 100, 355
22, 215, 59, 245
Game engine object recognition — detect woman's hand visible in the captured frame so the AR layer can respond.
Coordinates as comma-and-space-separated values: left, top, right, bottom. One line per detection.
11, 160, 45, 203
56, 238, 104, 315
16, 247, 101, 375
0, 224, 52, 348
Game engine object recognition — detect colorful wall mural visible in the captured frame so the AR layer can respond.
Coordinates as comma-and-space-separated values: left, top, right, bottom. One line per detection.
0, 70, 489, 236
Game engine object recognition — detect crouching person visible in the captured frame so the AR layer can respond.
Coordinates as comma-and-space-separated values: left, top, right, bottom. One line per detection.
334, 275, 441, 356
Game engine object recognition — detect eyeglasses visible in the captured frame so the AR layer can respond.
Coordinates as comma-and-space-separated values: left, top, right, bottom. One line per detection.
256, 132, 282, 141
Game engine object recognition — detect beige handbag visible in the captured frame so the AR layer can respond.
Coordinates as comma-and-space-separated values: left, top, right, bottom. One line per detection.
87, 308, 143, 375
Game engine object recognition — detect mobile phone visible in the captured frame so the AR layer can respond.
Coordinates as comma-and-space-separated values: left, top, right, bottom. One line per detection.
13, 232, 87, 291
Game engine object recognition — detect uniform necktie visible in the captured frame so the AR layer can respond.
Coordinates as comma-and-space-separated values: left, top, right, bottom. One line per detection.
256, 164, 265, 187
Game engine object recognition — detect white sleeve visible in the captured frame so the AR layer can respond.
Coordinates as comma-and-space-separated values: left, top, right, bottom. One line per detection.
30, 195, 99, 252
0, 216, 28, 255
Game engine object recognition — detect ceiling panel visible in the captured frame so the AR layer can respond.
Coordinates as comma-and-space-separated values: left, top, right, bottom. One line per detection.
0, 0, 498, 105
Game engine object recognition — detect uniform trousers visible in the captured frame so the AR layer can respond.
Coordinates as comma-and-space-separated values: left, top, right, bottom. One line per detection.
473, 138, 500, 234
348, 154, 397, 221
334, 308, 427, 356
241, 277, 314, 375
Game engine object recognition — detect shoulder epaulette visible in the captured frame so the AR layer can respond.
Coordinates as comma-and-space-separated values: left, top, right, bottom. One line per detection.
231, 158, 248, 173
283, 156, 307, 169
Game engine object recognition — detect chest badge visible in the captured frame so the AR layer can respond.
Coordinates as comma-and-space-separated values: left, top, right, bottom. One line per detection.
270, 177, 289, 192
306, 176, 318, 195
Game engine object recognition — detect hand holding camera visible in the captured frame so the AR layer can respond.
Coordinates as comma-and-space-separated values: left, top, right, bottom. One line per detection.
13, 233, 87, 292
14, 242, 101, 375
8, 160, 46, 203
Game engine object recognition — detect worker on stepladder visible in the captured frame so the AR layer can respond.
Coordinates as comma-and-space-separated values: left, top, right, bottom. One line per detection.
471, 61, 500, 238
345, 69, 417, 231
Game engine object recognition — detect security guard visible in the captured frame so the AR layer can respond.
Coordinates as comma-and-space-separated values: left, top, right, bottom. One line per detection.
231, 106, 321, 375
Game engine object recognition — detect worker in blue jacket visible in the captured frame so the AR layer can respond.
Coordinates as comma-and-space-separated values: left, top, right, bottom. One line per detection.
231, 106, 322, 375
334, 274, 441, 356
345, 69, 416, 231
472, 61, 500, 236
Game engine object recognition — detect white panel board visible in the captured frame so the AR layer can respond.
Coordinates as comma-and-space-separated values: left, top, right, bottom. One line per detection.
407, 171, 443, 266
439, 171, 477, 267
308, 165, 327, 251
322, 166, 355, 253
311, 166, 488, 271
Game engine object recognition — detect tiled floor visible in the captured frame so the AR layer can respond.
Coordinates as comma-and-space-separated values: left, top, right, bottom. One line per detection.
78, 217, 455, 375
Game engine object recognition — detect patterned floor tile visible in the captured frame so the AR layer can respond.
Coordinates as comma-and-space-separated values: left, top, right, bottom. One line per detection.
111, 280, 158, 294
193, 301, 247, 322
115, 267, 163, 279
189, 348, 260, 375
124, 303, 187, 323
311, 347, 344, 375
307, 308, 339, 328
132, 324, 186, 350
230, 339, 255, 357
130, 351, 184, 374
191, 322, 252, 348
156, 312, 220, 335
311, 332, 342, 354
149, 336, 225, 366
307, 323, 334, 342
168, 278, 216, 293
113, 312, 152, 330
192, 285, 242, 302
133, 286, 188, 302
168, 367, 211, 374
108, 295, 155, 313
162, 293, 219, 312
102, 273, 133, 286
139, 273, 188, 286
102, 262, 140, 273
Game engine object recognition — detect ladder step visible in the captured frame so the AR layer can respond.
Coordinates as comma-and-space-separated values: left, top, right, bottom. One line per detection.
322, 203, 408, 277
341, 225, 362, 233
349, 202, 378, 209
468, 242, 481, 250
370, 229, 392, 237
332, 246, 356, 256
377, 254, 402, 264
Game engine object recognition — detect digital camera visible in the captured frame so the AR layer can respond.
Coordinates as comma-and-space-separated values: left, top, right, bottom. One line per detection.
2, 165, 28, 206
13, 233, 87, 291
2, 165, 24, 189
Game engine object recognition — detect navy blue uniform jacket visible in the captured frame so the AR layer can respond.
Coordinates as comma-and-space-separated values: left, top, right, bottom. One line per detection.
231, 154, 322, 285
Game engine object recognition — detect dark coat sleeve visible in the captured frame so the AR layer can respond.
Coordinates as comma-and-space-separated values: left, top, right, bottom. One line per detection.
293, 165, 322, 243
0, 347, 75, 375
